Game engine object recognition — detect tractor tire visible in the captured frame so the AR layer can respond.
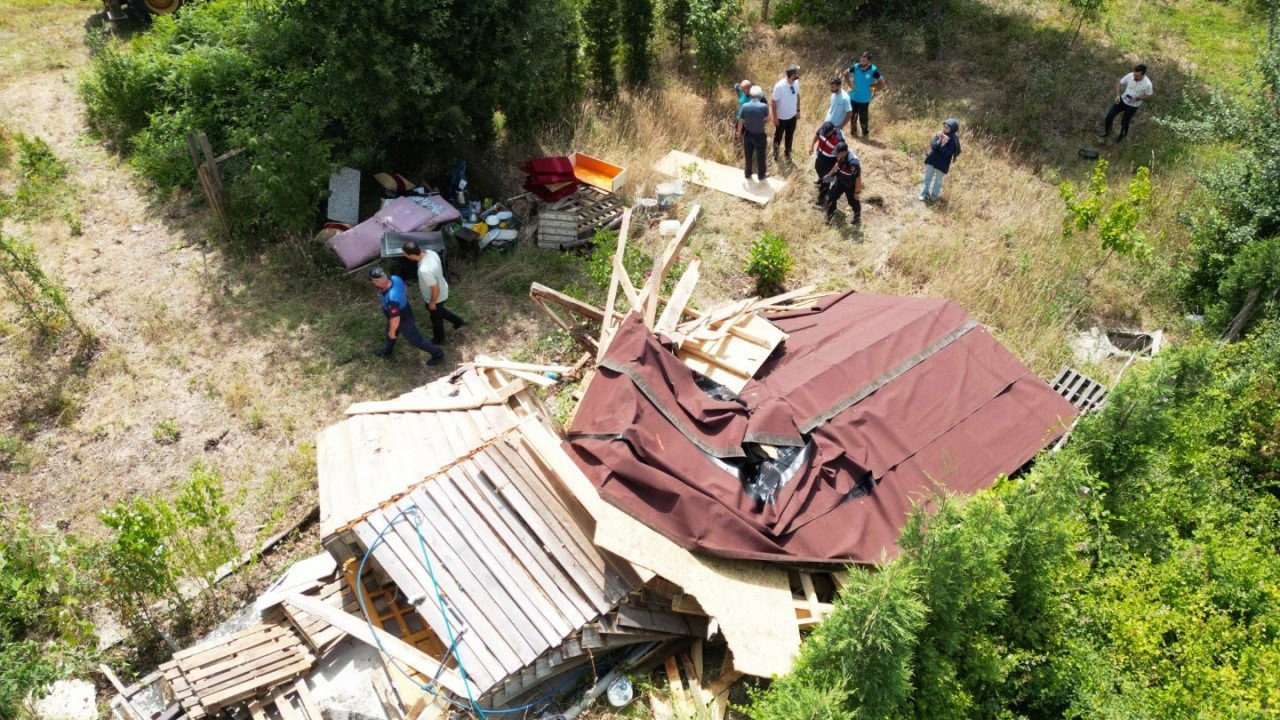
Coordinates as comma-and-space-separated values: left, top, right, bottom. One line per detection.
125, 0, 152, 23
142, 0, 181, 13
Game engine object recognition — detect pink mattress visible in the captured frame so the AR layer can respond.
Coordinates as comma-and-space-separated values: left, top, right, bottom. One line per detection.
328, 195, 460, 270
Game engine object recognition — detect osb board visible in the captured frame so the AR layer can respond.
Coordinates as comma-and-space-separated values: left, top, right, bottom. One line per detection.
655, 150, 787, 205
516, 422, 800, 678
677, 314, 787, 394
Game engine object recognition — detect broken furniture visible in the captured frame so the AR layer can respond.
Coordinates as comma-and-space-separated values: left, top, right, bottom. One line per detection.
327, 195, 460, 272
522, 156, 580, 202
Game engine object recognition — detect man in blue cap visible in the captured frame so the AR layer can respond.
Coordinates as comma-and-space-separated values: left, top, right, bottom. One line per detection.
368, 266, 444, 365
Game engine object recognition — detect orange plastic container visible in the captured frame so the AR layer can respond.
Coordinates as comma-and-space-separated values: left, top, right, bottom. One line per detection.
570, 152, 626, 193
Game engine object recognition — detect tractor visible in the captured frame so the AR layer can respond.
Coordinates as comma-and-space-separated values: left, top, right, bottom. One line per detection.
102, 0, 182, 23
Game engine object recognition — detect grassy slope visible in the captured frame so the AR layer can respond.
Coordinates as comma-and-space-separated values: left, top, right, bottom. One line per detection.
0, 0, 1263, 577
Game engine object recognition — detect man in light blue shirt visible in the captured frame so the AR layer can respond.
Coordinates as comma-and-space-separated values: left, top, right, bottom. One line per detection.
825, 76, 852, 130
844, 51, 886, 137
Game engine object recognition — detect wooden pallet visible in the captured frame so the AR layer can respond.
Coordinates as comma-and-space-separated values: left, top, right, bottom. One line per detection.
1052, 367, 1109, 413
242, 679, 324, 720
160, 621, 315, 719
536, 185, 625, 249
280, 576, 360, 654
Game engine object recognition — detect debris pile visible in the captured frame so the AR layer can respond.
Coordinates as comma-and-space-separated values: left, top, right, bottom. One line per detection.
111, 204, 1082, 720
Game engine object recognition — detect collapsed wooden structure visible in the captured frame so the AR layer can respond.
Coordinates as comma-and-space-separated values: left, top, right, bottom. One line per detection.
130, 200, 1084, 720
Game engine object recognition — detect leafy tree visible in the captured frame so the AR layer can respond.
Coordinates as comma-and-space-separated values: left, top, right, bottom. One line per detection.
583, 0, 621, 99
664, 0, 693, 54
82, 0, 582, 236
621, 0, 655, 86
750, 322, 1280, 719
1165, 0, 1280, 332
688, 0, 747, 84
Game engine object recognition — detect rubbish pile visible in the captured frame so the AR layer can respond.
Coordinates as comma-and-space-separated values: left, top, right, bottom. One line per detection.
110, 199, 1083, 720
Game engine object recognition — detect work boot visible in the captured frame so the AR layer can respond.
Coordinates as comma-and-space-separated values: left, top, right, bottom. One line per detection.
427, 354, 445, 367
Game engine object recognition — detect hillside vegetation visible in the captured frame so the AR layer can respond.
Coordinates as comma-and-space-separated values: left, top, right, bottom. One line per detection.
0, 0, 1276, 717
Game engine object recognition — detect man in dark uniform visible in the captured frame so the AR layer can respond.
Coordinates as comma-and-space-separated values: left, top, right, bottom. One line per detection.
368, 266, 444, 365
809, 121, 845, 205
822, 142, 862, 225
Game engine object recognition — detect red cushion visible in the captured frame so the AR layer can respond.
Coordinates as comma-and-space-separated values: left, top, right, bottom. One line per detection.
521, 156, 574, 176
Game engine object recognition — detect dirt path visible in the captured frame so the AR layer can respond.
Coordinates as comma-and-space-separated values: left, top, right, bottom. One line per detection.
0, 7, 550, 540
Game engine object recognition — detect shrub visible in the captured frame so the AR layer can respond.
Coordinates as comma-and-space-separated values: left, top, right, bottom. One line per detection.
688, 0, 747, 84
0, 509, 97, 719
152, 419, 180, 444
81, 0, 583, 237
744, 230, 793, 293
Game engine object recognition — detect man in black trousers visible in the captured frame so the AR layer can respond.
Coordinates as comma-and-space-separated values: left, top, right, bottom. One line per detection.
737, 85, 770, 181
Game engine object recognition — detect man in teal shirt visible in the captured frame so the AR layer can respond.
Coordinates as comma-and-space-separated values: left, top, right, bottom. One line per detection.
844, 52, 886, 137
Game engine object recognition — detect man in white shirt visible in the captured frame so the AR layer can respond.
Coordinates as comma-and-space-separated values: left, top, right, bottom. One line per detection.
1098, 63, 1154, 144
770, 64, 801, 162
402, 241, 466, 344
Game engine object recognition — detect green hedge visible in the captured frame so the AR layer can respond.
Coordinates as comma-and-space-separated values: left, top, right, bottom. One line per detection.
82, 0, 582, 237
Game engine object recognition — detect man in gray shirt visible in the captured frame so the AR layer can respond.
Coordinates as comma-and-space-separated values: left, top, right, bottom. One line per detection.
736, 85, 770, 181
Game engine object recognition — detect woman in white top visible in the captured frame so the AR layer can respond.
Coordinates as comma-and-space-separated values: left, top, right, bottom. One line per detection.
1099, 64, 1154, 144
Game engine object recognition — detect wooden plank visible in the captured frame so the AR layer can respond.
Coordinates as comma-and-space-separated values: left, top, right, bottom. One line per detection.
194, 647, 310, 696
366, 505, 513, 686
656, 150, 786, 205
424, 470, 568, 646
598, 207, 633, 359
344, 381, 524, 416
643, 204, 701, 327
274, 691, 303, 720
529, 283, 606, 323
283, 593, 469, 697
200, 659, 311, 709
664, 657, 693, 716
799, 573, 821, 620
172, 624, 279, 664
294, 680, 323, 720
246, 699, 267, 720
406, 484, 549, 661
470, 357, 575, 375
448, 462, 589, 624
389, 494, 536, 672
100, 665, 147, 720
612, 255, 642, 314
680, 654, 708, 706
480, 443, 611, 598
655, 258, 702, 336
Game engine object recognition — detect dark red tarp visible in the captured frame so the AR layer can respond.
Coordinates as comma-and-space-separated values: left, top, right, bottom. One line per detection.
564, 293, 1077, 564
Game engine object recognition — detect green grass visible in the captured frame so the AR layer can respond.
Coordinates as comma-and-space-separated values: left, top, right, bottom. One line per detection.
1099, 0, 1263, 90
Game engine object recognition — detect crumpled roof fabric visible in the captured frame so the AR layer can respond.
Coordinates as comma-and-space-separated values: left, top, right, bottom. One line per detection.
564, 294, 1076, 563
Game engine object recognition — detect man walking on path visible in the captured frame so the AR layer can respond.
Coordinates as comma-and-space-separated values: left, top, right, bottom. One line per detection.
844, 52, 886, 137
368, 266, 444, 364
822, 142, 862, 224
825, 76, 852, 130
1098, 64, 1154, 143
771, 65, 801, 161
809, 121, 845, 204
402, 241, 466, 345
737, 85, 770, 181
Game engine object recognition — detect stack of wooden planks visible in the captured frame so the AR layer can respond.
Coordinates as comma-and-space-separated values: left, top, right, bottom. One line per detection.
242, 679, 324, 720
160, 621, 315, 719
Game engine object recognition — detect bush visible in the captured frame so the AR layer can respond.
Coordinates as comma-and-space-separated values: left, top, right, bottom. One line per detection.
688, 0, 747, 84
0, 509, 96, 720
748, 323, 1280, 719
744, 230, 793, 293
81, 0, 583, 237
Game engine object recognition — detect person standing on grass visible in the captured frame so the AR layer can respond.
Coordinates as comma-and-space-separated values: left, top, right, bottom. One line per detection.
1098, 64, 1154, 144
920, 118, 961, 202
822, 142, 862, 224
825, 76, 853, 130
401, 241, 466, 345
771, 65, 801, 162
844, 52, 886, 138
738, 85, 770, 181
736, 79, 753, 107
809, 121, 845, 204
368, 266, 444, 365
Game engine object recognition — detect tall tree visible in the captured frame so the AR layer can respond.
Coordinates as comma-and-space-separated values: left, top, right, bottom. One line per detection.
583, 0, 621, 99
621, 0, 655, 86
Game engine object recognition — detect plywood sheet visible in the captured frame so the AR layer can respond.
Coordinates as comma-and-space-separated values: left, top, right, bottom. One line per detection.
655, 150, 787, 205
516, 422, 800, 678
